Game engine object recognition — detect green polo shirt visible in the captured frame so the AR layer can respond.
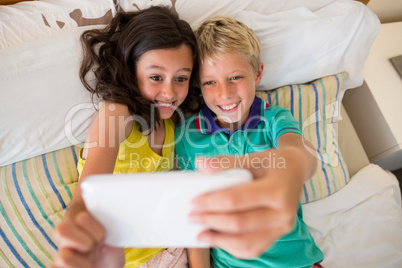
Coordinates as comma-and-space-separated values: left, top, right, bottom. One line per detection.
174, 96, 323, 268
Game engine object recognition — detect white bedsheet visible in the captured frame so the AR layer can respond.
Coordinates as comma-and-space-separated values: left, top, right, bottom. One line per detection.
303, 164, 402, 267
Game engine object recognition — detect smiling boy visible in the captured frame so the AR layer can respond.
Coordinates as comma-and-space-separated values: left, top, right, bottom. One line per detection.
174, 16, 324, 268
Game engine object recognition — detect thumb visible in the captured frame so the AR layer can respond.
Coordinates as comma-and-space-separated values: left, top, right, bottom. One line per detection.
98, 245, 125, 268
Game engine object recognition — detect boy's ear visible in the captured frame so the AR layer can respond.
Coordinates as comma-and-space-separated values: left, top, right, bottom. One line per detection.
255, 62, 264, 86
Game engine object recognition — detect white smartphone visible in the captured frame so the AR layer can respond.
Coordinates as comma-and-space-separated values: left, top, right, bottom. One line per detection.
81, 169, 252, 248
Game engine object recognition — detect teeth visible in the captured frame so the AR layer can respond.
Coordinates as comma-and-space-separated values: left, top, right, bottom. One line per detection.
157, 101, 174, 107
220, 103, 238, 110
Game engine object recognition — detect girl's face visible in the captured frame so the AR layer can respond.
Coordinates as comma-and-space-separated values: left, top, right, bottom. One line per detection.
137, 44, 193, 120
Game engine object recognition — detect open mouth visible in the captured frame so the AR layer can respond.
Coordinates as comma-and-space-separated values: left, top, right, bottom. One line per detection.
218, 101, 240, 111
156, 101, 176, 108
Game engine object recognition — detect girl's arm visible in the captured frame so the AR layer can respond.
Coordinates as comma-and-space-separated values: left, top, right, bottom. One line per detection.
187, 248, 211, 268
52, 102, 132, 268
188, 133, 317, 259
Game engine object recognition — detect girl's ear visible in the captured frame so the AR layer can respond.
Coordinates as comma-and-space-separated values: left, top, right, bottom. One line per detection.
255, 62, 264, 86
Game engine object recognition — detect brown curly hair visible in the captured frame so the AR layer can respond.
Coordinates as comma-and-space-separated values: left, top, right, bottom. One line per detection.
79, 6, 202, 131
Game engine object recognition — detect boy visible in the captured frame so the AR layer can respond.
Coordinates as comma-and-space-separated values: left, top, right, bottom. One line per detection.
174, 16, 324, 267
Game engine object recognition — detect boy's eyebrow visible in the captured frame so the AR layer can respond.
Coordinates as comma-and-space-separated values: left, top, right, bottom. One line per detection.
228, 69, 247, 74
200, 69, 247, 79
146, 65, 192, 72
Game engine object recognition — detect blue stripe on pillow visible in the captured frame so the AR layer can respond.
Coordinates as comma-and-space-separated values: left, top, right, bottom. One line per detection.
0, 194, 44, 268
290, 85, 294, 116
51, 152, 72, 200
70, 145, 78, 167
302, 184, 309, 203
41, 155, 66, 209
0, 226, 29, 268
22, 160, 55, 229
312, 83, 331, 196
12, 164, 58, 251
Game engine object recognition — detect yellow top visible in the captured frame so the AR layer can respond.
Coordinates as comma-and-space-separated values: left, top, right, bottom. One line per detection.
77, 119, 175, 267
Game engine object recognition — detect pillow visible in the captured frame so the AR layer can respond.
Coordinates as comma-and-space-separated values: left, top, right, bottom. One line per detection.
0, 25, 100, 166
0, 0, 116, 49
0, 145, 80, 268
256, 73, 350, 203
117, 0, 379, 97
116, 0, 335, 25
234, 1, 379, 97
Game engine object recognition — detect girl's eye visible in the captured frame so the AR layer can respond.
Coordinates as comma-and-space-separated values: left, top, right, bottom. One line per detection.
150, 76, 162, 81
176, 77, 188, 83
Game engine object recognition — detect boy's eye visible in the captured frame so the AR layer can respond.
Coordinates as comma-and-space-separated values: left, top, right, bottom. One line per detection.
231, 76, 243, 81
202, 81, 215, 86
150, 76, 163, 81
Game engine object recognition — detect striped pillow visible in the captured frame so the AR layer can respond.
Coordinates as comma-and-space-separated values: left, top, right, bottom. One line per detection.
0, 146, 80, 268
256, 73, 350, 203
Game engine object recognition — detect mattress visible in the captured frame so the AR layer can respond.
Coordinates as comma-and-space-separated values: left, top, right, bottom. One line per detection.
303, 164, 402, 267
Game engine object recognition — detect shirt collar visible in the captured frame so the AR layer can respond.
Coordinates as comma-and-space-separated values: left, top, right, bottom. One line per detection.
195, 96, 269, 134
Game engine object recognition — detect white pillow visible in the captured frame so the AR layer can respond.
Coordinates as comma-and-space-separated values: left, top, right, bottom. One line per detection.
117, 0, 335, 26
118, 0, 379, 97
0, 0, 116, 49
0, 26, 101, 166
0, 0, 379, 166
233, 0, 380, 95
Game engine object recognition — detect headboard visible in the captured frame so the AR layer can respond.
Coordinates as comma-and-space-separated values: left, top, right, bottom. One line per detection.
0, 0, 32, 4
0, 0, 370, 5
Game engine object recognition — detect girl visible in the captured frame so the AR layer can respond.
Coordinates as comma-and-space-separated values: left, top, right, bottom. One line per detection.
51, 6, 200, 268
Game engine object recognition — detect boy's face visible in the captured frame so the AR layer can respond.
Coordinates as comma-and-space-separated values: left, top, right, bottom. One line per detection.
199, 52, 263, 132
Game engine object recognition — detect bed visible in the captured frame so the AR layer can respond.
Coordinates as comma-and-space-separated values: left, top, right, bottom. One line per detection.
0, 0, 401, 267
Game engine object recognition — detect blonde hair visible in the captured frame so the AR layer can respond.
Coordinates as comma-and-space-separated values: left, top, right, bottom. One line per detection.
194, 16, 261, 73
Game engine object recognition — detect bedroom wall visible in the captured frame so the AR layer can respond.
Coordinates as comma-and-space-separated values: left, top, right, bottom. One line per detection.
363, 0, 402, 186
367, 0, 402, 23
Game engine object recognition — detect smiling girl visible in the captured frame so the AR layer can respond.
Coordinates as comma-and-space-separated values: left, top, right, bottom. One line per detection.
51, 6, 200, 268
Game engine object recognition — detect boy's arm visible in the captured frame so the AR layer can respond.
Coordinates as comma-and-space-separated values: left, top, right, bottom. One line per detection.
187, 248, 211, 268
188, 132, 317, 259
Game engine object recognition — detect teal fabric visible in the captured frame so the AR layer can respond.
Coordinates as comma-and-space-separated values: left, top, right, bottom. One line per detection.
174, 97, 323, 267
210, 203, 322, 268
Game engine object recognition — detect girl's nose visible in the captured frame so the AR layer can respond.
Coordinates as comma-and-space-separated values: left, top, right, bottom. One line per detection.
161, 82, 176, 99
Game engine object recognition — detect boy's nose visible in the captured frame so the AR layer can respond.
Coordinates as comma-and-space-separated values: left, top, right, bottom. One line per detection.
218, 82, 234, 99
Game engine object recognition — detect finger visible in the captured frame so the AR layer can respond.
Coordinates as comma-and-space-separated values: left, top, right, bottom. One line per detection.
194, 156, 236, 173
99, 245, 126, 268
198, 229, 283, 259
189, 208, 295, 234
191, 178, 275, 213
55, 219, 96, 253
195, 154, 265, 178
75, 212, 105, 244
52, 248, 93, 268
